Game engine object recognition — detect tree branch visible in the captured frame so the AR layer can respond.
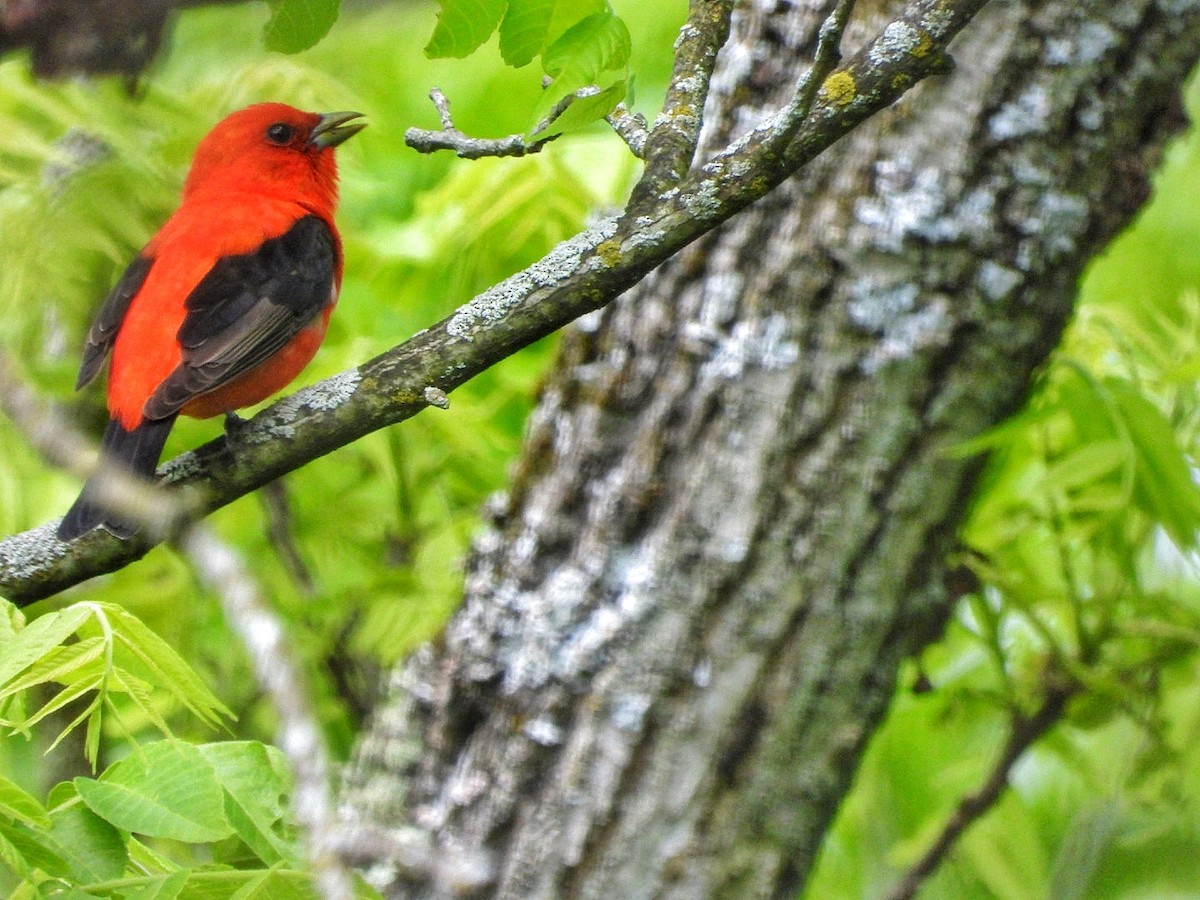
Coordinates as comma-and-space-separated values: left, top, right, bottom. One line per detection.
0, 0, 991, 605
627, 0, 734, 208
604, 103, 649, 157
886, 684, 1075, 900
404, 87, 558, 159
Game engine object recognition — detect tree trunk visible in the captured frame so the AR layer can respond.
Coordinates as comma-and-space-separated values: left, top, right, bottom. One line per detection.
342, 0, 1200, 897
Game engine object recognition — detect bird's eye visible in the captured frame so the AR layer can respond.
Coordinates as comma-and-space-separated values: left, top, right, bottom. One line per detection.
266, 122, 294, 145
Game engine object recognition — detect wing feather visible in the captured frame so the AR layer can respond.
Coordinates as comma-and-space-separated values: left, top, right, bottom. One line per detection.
143, 215, 335, 419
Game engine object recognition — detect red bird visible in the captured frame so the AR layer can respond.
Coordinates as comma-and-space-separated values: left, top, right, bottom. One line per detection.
58, 103, 365, 541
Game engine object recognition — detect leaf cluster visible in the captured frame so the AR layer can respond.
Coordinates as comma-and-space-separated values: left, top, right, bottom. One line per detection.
425, 0, 633, 137
0, 737, 332, 898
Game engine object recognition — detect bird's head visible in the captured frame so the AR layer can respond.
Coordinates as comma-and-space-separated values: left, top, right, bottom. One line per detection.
182, 102, 365, 213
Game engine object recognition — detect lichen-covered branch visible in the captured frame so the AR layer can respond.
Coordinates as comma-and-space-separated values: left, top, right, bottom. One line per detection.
604, 103, 649, 157
0, 0, 990, 602
404, 88, 558, 159
627, 0, 735, 207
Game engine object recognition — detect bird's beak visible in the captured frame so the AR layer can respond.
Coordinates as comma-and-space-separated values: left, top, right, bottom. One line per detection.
309, 111, 366, 149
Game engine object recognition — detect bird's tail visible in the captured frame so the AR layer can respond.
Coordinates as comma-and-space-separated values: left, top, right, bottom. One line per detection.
57, 415, 176, 541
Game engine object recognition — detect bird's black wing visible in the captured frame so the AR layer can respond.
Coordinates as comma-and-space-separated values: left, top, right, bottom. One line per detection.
76, 255, 155, 390
143, 214, 336, 420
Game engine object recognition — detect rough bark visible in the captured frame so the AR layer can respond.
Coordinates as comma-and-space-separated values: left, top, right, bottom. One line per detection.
342, 0, 1200, 897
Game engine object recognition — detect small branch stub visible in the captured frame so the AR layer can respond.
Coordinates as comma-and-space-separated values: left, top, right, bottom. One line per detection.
605, 102, 648, 157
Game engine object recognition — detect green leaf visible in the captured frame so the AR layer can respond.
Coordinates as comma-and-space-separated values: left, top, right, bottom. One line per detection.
200, 742, 294, 866
0, 775, 49, 829
263, 0, 340, 54
532, 80, 626, 139
1041, 440, 1127, 494
106, 605, 234, 728
0, 637, 106, 697
425, 0, 507, 59
106, 869, 189, 899
0, 819, 64, 880
0, 600, 24, 644
541, 9, 630, 88
0, 605, 91, 688
498, 0, 604, 67
498, 0, 555, 66
39, 802, 128, 883
74, 740, 232, 843
1106, 378, 1200, 548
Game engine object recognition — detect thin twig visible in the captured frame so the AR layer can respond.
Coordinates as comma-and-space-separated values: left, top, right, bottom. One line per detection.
885, 684, 1075, 900
405, 88, 558, 159
260, 479, 317, 596
179, 527, 355, 900
763, 0, 860, 158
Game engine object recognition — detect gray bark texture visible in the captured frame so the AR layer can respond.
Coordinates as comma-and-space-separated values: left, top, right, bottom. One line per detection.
342, 0, 1200, 897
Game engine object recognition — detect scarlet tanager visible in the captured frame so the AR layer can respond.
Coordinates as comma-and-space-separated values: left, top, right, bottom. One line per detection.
57, 103, 365, 541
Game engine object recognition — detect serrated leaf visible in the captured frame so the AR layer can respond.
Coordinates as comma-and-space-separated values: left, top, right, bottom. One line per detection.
541, 10, 630, 88
200, 742, 294, 866
499, 0, 601, 67
544, 0, 605, 44
75, 740, 232, 843
0, 605, 91, 688
107, 605, 233, 728
532, 80, 626, 138
425, 0, 507, 59
0, 637, 106, 697
109, 666, 174, 737
15, 672, 101, 732
263, 0, 340, 54
0, 600, 25, 644
0, 819, 64, 880
39, 802, 128, 883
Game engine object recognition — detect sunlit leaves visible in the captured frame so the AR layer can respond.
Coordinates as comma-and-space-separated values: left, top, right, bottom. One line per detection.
533, 80, 627, 138
75, 741, 230, 843
0, 738, 314, 894
540, 9, 630, 87
425, 0, 508, 59
0, 601, 232, 767
263, 0, 341, 53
